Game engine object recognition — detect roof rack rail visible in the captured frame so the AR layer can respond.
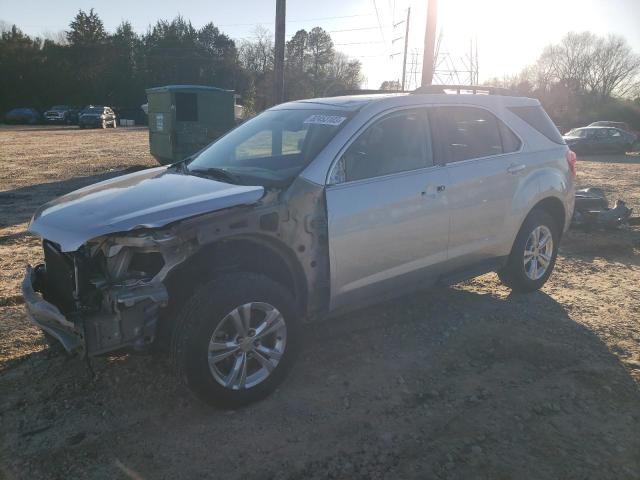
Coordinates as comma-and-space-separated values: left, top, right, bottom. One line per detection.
334, 89, 407, 96
412, 84, 513, 96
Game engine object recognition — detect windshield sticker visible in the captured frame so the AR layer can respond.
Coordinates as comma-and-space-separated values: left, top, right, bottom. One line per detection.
303, 114, 347, 126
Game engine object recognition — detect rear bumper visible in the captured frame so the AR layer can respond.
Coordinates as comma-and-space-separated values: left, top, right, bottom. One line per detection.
21, 266, 85, 354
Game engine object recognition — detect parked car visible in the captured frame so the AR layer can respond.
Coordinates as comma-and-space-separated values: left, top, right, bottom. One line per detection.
23, 89, 575, 407
563, 126, 636, 154
43, 105, 79, 124
4, 108, 40, 124
78, 106, 117, 129
588, 120, 633, 133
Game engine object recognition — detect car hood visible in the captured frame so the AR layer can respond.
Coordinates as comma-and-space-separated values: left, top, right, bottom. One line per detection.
28, 166, 265, 251
562, 135, 582, 142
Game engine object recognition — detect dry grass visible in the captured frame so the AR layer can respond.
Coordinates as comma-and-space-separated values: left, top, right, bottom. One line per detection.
0, 126, 639, 479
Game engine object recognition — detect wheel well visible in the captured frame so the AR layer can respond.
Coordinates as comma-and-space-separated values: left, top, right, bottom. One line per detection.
162, 236, 306, 322
532, 197, 566, 233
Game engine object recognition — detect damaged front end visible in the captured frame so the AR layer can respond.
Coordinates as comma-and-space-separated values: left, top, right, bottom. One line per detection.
23, 228, 192, 356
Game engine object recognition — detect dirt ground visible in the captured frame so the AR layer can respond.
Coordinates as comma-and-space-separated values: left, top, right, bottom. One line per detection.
1, 125, 639, 480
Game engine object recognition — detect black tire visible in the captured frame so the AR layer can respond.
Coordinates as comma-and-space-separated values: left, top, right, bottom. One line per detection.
171, 272, 299, 408
498, 209, 560, 293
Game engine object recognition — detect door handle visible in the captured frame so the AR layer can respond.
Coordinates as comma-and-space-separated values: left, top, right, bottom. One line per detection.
421, 185, 446, 196
507, 164, 526, 174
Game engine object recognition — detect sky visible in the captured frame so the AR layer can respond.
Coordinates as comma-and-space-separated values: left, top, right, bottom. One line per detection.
2, 0, 640, 90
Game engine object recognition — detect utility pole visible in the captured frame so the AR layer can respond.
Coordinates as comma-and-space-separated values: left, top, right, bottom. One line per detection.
273, 0, 286, 105
401, 7, 411, 91
421, 0, 438, 87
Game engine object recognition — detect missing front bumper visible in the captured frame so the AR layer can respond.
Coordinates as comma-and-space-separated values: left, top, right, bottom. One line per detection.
22, 265, 169, 356
22, 265, 85, 354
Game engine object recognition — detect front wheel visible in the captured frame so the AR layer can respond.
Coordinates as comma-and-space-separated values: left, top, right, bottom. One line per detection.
498, 209, 560, 293
171, 273, 299, 408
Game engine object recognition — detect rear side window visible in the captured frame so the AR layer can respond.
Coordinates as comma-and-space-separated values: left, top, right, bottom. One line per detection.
433, 106, 517, 162
508, 105, 564, 144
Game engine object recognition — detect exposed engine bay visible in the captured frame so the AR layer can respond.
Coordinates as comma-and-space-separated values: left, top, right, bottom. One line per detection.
24, 178, 330, 357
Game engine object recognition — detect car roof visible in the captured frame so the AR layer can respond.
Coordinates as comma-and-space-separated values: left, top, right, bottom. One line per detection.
146, 84, 233, 94
273, 92, 540, 112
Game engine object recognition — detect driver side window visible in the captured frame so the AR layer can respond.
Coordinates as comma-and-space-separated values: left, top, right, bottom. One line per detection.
333, 109, 432, 183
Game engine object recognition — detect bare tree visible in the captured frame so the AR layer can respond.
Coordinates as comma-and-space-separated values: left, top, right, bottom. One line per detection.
528, 31, 640, 99
380, 80, 401, 91
588, 35, 640, 98
239, 26, 273, 76
42, 30, 69, 45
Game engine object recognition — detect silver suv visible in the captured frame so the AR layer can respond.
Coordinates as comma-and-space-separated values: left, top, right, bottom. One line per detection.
23, 87, 575, 407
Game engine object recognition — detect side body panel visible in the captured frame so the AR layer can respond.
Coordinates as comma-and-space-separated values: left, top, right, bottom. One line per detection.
443, 152, 522, 268
326, 167, 449, 310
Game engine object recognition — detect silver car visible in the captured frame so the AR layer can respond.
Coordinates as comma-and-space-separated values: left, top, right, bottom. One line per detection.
23, 87, 575, 407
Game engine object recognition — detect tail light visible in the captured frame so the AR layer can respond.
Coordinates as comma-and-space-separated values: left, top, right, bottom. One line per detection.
566, 149, 577, 177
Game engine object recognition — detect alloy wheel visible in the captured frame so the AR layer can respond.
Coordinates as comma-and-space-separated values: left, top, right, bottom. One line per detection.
207, 302, 287, 390
523, 225, 553, 280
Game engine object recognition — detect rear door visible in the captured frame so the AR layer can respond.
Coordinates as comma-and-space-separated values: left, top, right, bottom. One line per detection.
326, 108, 450, 310
431, 105, 523, 267
606, 128, 625, 151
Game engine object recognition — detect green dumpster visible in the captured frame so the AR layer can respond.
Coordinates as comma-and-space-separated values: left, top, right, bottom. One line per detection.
146, 84, 237, 165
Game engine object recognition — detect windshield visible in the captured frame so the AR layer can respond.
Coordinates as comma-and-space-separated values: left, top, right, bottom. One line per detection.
83, 107, 103, 114
186, 109, 351, 187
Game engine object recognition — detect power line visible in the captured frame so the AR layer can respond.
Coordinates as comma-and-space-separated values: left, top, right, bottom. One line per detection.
329, 26, 380, 33
16, 13, 377, 33
371, 0, 386, 45
334, 40, 385, 46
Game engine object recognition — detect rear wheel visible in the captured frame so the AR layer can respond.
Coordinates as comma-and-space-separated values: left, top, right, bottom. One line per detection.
498, 209, 560, 293
171, 272, 298, 408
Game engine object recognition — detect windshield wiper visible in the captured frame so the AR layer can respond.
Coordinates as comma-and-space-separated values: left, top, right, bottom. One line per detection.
188, 167, 241, 184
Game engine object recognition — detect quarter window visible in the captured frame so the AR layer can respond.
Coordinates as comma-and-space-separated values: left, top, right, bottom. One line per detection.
339, 110, 432, 182
433, 106, 517, 162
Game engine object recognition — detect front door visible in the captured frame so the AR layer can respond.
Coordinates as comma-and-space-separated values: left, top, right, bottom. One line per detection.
325, 108, 450, 311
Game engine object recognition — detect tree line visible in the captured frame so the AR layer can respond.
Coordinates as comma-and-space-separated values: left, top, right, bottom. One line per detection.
0, 9, 364, 116
485, 31, 640, 130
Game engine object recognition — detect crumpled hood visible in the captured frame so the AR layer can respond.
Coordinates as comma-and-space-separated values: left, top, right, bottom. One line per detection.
28, 166, 265, 251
